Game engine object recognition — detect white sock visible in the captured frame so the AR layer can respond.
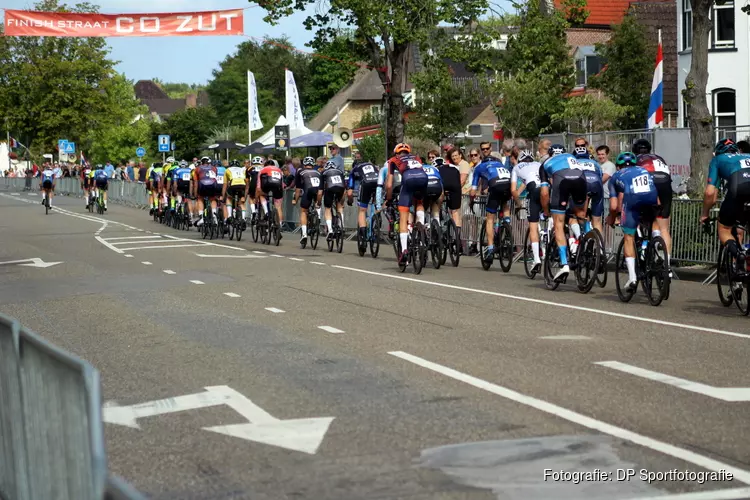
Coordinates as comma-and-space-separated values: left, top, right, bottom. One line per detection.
326, 220, 333, 232
317, 207, 322, 219
626, 257, 636, 282
241, 209, 246, 219
399, 233, 408, 251
227, 206, 233, 217
301, 225, 307, 237
532, 242, 540, 263
416, 210, 425, 225
261, 199, 268, 213
250, 203, 256, 214
653, 229, 661, 238
571, 223, 581, 239
340, 211, 344, 227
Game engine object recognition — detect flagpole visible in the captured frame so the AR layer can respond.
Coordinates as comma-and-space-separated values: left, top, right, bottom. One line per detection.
5, 119, 10, 175
247, 70, 252, 154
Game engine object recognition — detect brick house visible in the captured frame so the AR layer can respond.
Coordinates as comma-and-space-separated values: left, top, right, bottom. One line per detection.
133, 80, 210, 121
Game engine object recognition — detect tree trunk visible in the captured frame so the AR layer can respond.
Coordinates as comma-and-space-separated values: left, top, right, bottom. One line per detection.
684, 0, 714, 196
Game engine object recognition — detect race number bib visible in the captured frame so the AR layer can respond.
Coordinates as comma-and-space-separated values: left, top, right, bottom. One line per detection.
742, 159, 750, 169
217, 176, 224, 184
567, 158, 581, 169
495, 168, 511, 180
181, 173, 190, 181
271, 170, 282, 180
653, 159, 670, 174
407, 159, 422, 170
577, 161, 595, 172
207, 170, 217, 179
631, 174, 651, 194
310, 177, 320, 187
362, 165, 375, 174
331, 175, 342, 184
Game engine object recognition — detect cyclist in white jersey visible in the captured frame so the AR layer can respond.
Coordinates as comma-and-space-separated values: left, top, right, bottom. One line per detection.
511, 150, 544, 272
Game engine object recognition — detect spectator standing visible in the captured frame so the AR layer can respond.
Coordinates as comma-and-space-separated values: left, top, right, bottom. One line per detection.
126, 161, 135, 182
596, 145, 616, 199
104, 161, 115, 178
537, 139, 551, 163
328, 144, 344, 171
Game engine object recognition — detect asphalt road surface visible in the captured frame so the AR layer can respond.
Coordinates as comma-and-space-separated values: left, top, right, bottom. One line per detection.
2, 189, 750, 500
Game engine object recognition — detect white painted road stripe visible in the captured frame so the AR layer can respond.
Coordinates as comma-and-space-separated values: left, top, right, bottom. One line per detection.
163, 270, 176, 275
265, 307, 285, 313
389, 351, 750, 484
289, 258, 304, 262
141, 262, 152, 265
631, 488, 750, 500
95, 236, 124, 254
310, 261, 326, 265
539, 335, 591, 340
318, 326, 344, 334
271, 254, 284, 258
124, 254, 133, 258
102, 236, 162, 241
253, 250, 266, 254
118, 243, 208, 251
333, 265, 750, 340
162, 234, 246, 251
224, 292, 241, 298
190, 280, 205, 285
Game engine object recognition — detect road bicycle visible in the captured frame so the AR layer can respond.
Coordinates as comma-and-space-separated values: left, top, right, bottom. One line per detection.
358, 201, 380, 258
227, 192, 245, 241
567, 214, 602, 294
705, 215, 750, 315
438, 194, 461, 267
472, 201, 513, 272
95, 188, 106, 215
259, 193, 281, 246
301, 204, 321, 250
326, 194, 344, 253
522, 214, 548, 279
397, 221, 428, 274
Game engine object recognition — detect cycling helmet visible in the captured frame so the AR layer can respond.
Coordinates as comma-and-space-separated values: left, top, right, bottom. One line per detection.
714, 138, 738, 156
179, 160, 188, 168
548, 144, 566, 157
200, 156, 211, 164
432, 157, 445, 167
632, 138, 652, 155
251, 156, 264, 165
518, 149, 534, 163
324, 160, 338, 170
302, 156, 316, 167
615, 152, 637, 168
573, 146, 589, 159
228, 159, 240, 167
394, 143, 411, 154
264, 160, 276, 167
166, 156, 175, 163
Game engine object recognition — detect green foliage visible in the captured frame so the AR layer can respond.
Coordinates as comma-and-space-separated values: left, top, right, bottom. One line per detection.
206, 37, 309, 134
408, 58, 479, 143
588, 12, 653, 129
156, 106, 219, 160
88, 119, 151, 165
550, 94, 630, 132
0, 0, 125, 156
305, 33, 369, 118
561, 0, 590, 26
205, 124, 249, 144
355, 110, 383, 129
152, 79, 206, 99
355, 132, 386, 165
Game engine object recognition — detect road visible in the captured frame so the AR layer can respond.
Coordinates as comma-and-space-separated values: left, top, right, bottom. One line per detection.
1, 189, 750, 500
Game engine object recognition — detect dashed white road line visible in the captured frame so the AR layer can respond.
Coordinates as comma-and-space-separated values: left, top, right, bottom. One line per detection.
265, 307, 285, 313
253, 250, 266, 254
271, 254, 284, 258
10, 193, 20, 196
190, 280, 205, 285
288, 257, 304, 262
142, 261, 152, 265
124, 254, 134, 258
163, 270, 176, 275
224, 292, 241, 298
310, 261, 326, 265
318, 326, 344, 334
389, 350, 750, 484
539, 335, 591, 340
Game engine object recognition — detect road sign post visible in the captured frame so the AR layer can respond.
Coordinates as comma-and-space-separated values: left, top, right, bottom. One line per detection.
136, 147, 146, 158
158, 135, 170, 153
63, 142, 76, 154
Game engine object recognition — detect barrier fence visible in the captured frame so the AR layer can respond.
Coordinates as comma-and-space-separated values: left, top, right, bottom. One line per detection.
1, 176, 728, 267
0, 312, 144, 500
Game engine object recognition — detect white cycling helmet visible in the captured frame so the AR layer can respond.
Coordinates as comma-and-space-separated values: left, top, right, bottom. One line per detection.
302, 156, 316, 167
251, 156, 264, 165
324, 160, 338, 170
166, 156, 175, 163
200, 156, 211, 164
518, 149, 534, 162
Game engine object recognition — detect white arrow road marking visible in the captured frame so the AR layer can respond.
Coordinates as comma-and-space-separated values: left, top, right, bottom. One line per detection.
103, 385, 334, 454
194, 253, 266, 259
596, 361, 750, 402
163, 270, 176, 275
202, 386, 334, 455
0, 258, 63, 268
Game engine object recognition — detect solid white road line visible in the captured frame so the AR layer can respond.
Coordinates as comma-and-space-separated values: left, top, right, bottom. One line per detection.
389, 351, 750, 484
265, 307, 285, 313
161, 234, 246, 251
224, 292, 241, 298
124, 254, 133, 258
118, 243, 208, 251
102, 236, 162, 241
190, 280, 205, 285
318, 326, 344, 334
539, 335, 591, 340
310, 261, 326, 265
252, 250, 266, 254
289, 257, 304, 262
110, 238, 167, 245
95, 236, 124, 254
271, 254, 284, 258
631, 488, 750, 500
332, 265, 750, 340
141, 262, 152, 265
193, 254, 265, 259
163, 270, 176, 275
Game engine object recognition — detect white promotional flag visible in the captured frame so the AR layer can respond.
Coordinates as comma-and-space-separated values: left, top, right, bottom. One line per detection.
285, 68, 304, 132
247, 70, 263, 132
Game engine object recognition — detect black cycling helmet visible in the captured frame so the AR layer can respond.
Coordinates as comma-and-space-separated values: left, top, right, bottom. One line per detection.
714, 138, 738, 156
518, 149, 534, 162
302, 156, 315, 167
548, 144, 566, 157
229, 159, 241, 167
573, 146, 589, 159
632, 138, 652, 155
616, 152, 637, 168
432, 157, 445, 167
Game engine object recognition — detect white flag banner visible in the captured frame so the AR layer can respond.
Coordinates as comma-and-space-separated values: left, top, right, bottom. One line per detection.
247, 70, 263, 132
285, 69, 304, 132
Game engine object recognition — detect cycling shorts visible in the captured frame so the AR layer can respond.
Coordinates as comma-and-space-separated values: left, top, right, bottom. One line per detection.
299, 187, 319, 210
82, 177, 93, 188
42, 179, 54, 190
226, 185, 245, 201
653, 175, 673, 219
397, 168, 428, 208
357, 181, 377, 209
549, 169, 586, 214
621, 190, 659, 235
323, 185, 345, 209
525, 182, 542, 223
485, 182, 511, 215
424, 183, 443, 208
197, 182, 218, 198
176, 181, 191, 195
95, 179, 108, 191
585, 178, 604, 218
443, 184, 462, 211
718, 171, 750, 228
260, 177, 283, 200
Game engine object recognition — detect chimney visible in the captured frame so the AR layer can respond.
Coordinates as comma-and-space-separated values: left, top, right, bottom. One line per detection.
185, 93, 197, 108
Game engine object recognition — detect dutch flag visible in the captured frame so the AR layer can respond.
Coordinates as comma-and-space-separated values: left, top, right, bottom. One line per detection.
80, 151, 88, 167
647, 30, 664, 129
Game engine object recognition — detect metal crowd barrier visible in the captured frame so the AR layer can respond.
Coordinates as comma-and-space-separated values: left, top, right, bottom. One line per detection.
0, 176, 727, 267
0, 313, 144, 500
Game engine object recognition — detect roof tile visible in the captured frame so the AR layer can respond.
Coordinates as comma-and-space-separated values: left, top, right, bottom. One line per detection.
555, 0, 632, 26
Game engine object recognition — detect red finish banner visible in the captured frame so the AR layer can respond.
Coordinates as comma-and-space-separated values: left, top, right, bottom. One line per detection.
4, 9, 244, 37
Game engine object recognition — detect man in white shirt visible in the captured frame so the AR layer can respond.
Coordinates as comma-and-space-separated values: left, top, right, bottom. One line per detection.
596, 145, 616, 199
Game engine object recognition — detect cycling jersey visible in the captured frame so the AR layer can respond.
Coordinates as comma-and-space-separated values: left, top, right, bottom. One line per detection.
512, 161, 543, 222
194, 165, 218, 198
322, 167, 346, 190
609, 167, 658, 235
471, 159, 511, 190
574, 157, 604, 217
295, 167, 322, 210
80, 167, 92, 185
707, 153, 750, 187
348, 162, 379, 190
149, 166, 164, 185
637, 153, 672, 219
423, 165, 443, 206
41, 169, 54, 182
225, 166, 246, 187
94, 169, 108, 182
259, 165, 284, 199
247, 165, 262, 194
390, 155, 428, 208
708, 153, 750, 227
389, 154, 424, 175
540, 154, 587, 214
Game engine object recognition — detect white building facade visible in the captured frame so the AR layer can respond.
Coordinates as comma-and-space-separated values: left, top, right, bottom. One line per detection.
677, 0, 749, 138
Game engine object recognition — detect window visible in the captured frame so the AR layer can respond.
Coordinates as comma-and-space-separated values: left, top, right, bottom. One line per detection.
466, 124, 483, 137
711, 0, 735, 48
713, 88, 736, 140
369, 105, 382, 120
682, 0, 692, 50
575, 55, 604, 87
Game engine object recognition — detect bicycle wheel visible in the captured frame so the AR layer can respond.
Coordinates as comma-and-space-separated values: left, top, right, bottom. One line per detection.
448, 221, 461, 267
593, 228, 607, 288
412, 224, 426, 275
478, 223, 493, 271
716, 244, 734, 306
615, 238, 635, 303
523, 228, 536, 279
543, 234, 561, 291
369, 213, 380, 258
498, 222, 513, 273
574, 232, 601, 294
430, 218, 442, 269
336, 219, 344, 253
439, 221, 449, 266
357, 223, 366, 257
310, 214, 320, 250
398, 233, 408, 273
727, 249, 750, 315
642, 235, 669, 306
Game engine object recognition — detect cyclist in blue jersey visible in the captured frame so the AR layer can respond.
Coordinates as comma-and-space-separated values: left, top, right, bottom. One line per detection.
376, 161, 400, 210
40, 164, 55, 207
470, 155, 512, 259
93, 164, 109, 211
386, 143, 428, 263
701, 138, 750, 252
347, 160, 379, 242
423, 162, 444, 222
172, 161, 193, 223
568, 143, 605, 246
539, 144, 588, 282
605, 152, 660, 291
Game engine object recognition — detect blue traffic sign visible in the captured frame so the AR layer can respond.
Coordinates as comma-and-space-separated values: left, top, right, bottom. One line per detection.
136, 147, 146, 157
63, 142, 76, 154
158, 135, 171, 152
58, 139, 68, 151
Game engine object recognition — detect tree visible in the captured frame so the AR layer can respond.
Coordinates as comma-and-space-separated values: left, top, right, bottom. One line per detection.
152, 80, 207, 99
551, 94, 630, 133
305, 32, 369, 118
256, 0, 489, 154
89, 119, 151, 165
158, 107, 219, 160
0, 0, 120, 155
206, 37, 309, 135
408, 58, 479, 143
588, 11, 653, 130
356, 132, 386, 165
